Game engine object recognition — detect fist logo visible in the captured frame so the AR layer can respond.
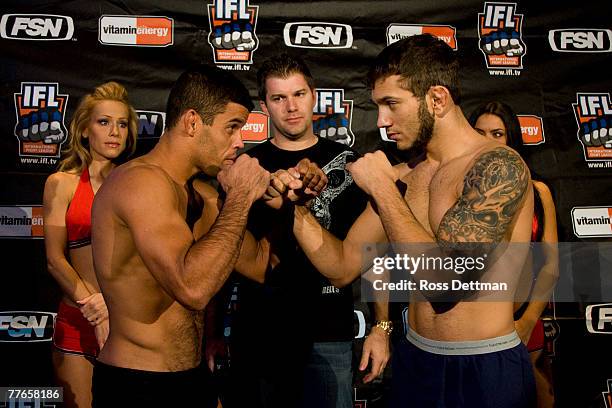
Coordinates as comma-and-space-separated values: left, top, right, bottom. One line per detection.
480, 28, 525, 57
16, 107, 66, 144
313, 113, 352, 146
580, 115, 612, 148
210, 20, 257, 51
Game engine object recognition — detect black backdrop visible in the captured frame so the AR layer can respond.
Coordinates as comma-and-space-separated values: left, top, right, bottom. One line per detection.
1, 1, 611, 407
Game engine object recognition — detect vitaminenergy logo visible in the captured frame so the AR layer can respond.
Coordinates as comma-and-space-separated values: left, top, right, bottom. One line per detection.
313, 89, 355, 147
386, 24, 457, 50
241, 111, 269, 143
0, 206, 44, 238
571, 206, 612, 238
517, 115, 545, 145
0, 14, 74, 40
207, 0, 259, 65
573, 93, 612, 162
99, 15, 173, 47
284, 22, 353, 49
14, 83, 68, 159
478, 2, 526, 75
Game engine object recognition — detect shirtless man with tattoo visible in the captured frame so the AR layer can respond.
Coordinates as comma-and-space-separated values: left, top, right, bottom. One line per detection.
292, 35, 536, 407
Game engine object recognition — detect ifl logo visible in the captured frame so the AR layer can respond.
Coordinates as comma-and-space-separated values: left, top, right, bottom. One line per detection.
573, 93, 612, 162
207, 0, 259, 68
14, 82, 68, 158
478, 2, 526, 76
313, 89, 355, 147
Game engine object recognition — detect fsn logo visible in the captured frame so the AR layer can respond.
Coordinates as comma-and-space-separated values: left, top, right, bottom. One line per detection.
478, 2, 526, 70
586, 304, 612, 334
313, 89, 355, 147
284, 22, 353, 49
0, 311, 56, 342
0, 14, 74, 40
14, 82, 68, 158
573, 93, 612, 161
207, 0, 259, 65
549, 29, 612, 53
136, 111, 166, 139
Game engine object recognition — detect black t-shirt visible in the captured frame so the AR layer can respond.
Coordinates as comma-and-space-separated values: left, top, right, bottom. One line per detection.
238, 137, 368, 345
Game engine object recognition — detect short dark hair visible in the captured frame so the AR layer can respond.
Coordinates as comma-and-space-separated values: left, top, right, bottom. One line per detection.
257, 53, 315, 101
468, 101, 524, 154
166, 65, 254, 129
367, 34, 460, 104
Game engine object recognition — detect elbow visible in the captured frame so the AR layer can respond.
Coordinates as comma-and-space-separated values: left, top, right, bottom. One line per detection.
329, 273, 355, 288
178, 288, 211, 311
46, 257, 63, 279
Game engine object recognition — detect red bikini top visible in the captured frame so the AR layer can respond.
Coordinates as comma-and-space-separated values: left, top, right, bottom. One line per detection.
65, 167, 94, 249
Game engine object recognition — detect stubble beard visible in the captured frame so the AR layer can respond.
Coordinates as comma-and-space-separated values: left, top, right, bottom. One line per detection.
408, 99, 435, 152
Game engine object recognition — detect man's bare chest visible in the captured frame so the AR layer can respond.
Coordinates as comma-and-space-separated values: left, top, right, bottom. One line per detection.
404, 162, 468, 236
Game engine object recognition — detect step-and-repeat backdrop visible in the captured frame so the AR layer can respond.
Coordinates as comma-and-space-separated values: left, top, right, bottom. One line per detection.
0, 1, 611, 407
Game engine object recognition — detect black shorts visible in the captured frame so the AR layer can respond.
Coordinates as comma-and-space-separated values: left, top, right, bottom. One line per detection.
92, 360, 217, 408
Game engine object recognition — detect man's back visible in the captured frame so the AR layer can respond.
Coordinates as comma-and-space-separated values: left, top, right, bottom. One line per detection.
92, 159, 204, 371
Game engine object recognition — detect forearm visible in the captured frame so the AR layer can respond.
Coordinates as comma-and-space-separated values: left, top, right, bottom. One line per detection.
294, 205, 360, 284
373, 299, 389, 321
183, 192, 252, 309
234, 234, 269, 283
371, 182, 433, 245
47, 258, 93, 302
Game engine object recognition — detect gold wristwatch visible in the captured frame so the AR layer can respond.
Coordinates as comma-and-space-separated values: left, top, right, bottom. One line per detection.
374, 320, 393, 335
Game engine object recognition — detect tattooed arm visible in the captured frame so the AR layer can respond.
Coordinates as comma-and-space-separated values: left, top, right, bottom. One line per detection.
369, 147, 530, 247
436, 147, 530, 245
366, 147, 530, 307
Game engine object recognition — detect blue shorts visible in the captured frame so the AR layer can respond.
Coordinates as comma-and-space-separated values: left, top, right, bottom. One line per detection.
390, 327, 536, 408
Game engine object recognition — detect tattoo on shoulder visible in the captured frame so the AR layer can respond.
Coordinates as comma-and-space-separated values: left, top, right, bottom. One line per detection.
437, 147, 529, 243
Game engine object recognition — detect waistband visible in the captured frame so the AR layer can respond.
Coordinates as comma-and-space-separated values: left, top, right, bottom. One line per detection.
94, 360, 206, 378
406, 325, 521, 356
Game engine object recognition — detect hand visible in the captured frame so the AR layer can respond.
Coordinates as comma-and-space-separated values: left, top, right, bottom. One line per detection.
94, 318, 110, 350
264, 169, 303, 200
292, 158, 328, 196
205, 336, 228, 373
210, 21, 257, 51
359, 326, 390, 383
217, 154, 270, 203
346, 151, 397, 196
77, 293, 108, 327
515, 316, 536, 345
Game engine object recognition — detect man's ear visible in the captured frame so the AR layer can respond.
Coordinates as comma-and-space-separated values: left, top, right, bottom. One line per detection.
181, 109, 199, 137
427, 86, 452, 116
260, 100, 269, 116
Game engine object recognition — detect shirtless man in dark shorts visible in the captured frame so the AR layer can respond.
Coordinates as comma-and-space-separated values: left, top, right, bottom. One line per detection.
292, 35, 537, 407
90, 66, 272, 407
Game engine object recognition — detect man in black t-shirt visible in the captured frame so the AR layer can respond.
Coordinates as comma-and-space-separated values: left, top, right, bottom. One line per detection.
226, 54, 391, 408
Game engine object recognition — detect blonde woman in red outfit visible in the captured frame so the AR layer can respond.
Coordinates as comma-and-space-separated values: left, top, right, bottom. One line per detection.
43, 81, 137, 407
